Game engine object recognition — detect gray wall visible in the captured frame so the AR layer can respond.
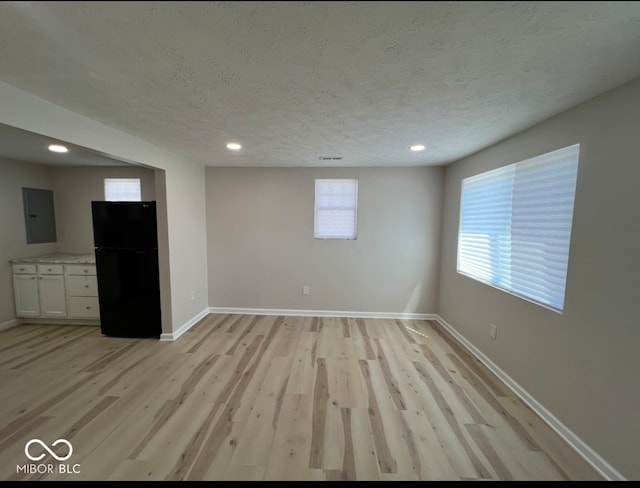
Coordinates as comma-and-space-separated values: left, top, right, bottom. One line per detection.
206, 166, 443, 314
0, 158, 58, 326
437, 77, 640, 480
51, 165, 156, 253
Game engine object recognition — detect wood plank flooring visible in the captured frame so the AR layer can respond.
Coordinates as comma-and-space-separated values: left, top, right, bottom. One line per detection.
0, 315, 603, 481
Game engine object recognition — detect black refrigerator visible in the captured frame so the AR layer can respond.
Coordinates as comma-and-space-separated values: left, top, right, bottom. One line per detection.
91, 201, 162, 338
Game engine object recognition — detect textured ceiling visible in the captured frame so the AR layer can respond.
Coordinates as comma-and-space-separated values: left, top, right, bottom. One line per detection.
0, 1, 639, 167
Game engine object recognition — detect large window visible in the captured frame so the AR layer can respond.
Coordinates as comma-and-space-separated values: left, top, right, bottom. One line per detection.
314, 179, 358, 239
457, 144, 579, 312
104, 178, 141, 201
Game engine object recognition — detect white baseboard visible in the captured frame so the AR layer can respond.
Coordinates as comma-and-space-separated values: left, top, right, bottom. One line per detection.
208, 307, 436, 321
20, 318, 100, 326
434, 315, 625, 481
0, 318, 102, 330
0, 318, 22, 332
160, 308, 210, 342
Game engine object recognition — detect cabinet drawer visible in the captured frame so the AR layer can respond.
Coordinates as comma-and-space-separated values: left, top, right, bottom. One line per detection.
37, 264, 64, 275
66, 275, 99, 297
12, 264, 36, 274
68, 296, 100, 319
65, 264, 96, 276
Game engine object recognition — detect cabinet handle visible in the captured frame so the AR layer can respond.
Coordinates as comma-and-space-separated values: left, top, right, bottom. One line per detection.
47, 268, 52, 272
84, 269, 88, 273
85, 285, 89, 288
19, 267, 25, 271
86, 306, 91, 310
31, 277, 36, 280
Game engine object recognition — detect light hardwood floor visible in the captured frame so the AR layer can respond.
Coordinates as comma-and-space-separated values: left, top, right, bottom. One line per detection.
0, 315, 602, 481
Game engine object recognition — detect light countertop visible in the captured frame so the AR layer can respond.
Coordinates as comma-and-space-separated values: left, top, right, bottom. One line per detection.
9, 252, 95, 264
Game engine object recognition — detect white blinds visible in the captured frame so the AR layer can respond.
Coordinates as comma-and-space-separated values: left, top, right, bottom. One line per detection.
104, 178, 142, 202
457, 144, 579, 312
314, 179, 358, 239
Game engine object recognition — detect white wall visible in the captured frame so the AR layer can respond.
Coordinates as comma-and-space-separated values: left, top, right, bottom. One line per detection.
51, 165, 156, 253
437, 77, 640, 480
0, 158, 58, 326
206, 166, 443, 314
0, 81, 208, 335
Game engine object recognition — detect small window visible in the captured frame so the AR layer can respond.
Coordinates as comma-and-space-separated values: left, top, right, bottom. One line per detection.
457, 144, 579, 312
314, 179, 358, 239
104, 178, 141, 201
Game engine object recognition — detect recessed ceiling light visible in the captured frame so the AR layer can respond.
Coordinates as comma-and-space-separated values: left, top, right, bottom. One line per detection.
410, 144, 426, 152
226, 142, 242, 151
48, 144, 68, 153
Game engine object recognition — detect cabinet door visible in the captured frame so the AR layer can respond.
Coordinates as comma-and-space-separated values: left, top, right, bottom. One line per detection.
22, 187, 57, 244
13, 274, 40, 317
38, 275, 67, 318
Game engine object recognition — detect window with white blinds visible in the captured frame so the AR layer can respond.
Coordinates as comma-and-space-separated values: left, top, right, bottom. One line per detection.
457, 144, 580, 312
314, 179, 358, 239
104, 178, 141, 202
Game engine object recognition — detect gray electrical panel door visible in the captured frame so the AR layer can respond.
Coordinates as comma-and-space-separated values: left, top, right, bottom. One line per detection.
22, 187, 57, 244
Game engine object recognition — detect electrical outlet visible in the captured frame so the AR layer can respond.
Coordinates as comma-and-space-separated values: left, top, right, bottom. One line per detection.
490, 324, 497, 339
302, 285, 310, 296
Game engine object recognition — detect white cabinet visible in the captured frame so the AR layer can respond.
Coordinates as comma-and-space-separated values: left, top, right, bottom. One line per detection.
12, 264, 66, 318
65, 265, 99, 319
38, 274, 67, 318
12, 272, 40, 317
11, 260, 98, 323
